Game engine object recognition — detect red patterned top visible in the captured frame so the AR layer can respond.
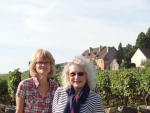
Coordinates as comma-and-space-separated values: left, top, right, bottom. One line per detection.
16, 77, 58, 113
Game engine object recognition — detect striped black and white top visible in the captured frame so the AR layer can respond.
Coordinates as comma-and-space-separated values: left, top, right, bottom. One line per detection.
52, 87, 104, 113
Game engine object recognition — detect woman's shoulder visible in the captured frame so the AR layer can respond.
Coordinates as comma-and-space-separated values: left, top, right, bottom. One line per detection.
19, 77, 33, 85
56, 87, 65, 92
49, 78, 59, 87
89, 90, 102, 99
17, 78, 34, 91
22, 77, 33, 81
55, 87, 66, 94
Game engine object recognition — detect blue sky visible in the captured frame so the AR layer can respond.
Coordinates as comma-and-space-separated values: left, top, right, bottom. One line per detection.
0, 0, 150, 74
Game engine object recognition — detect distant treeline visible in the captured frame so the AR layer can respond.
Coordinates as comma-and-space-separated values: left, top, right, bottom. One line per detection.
118, 27, 150, 62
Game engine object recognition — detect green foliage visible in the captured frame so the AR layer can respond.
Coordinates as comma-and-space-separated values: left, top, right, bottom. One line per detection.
0, 75, 8, 80
21, 73, 29, 80
51, 72, 62, 86
127, 63, 136, 68
91, 60, 97, 67
122, 44, 137, 62
136, 32, 150, 49
140, 59, 150, 68
96, 68, 150, 107
146, 27, 150, 38
0, 73, 29, 81
118, 42, 124, 60
0, 79, 8, 94
120, 61, 128, 68
107, 65, 110, 70
96, 70, 111, 103
8, 68, 22, 101
0, 78, 8, 103
98, 67, 101, 70
55, 64, 62, 73
139, 68, 150, 94
117, 43, 137, 63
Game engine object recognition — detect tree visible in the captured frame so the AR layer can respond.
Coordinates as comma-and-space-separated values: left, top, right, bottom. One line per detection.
107, 65, 110, 70
136, 32, 150, 49
120, 61, 128, 68
91, 60, 97, 67
146, 28, 150, 47
55, 64, 61, 72
118, 42, 124, 60
146, 27, 150, 38
8, 68, 22, 103
123, 44, 137, 62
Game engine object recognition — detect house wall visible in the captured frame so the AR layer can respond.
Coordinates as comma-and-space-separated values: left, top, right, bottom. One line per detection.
104, 61, 110, 70
110, 60, 119, 70
131, 48, 147, 67
96, 59, 104, 70
101, 59, 104, 70
104, 47, 118, 64
95, 59, 109, 70
95, 47, 118, 70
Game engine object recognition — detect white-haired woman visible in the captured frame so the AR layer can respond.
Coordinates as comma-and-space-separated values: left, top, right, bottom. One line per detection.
16, 49, 58, 113
52, 56, 104, 113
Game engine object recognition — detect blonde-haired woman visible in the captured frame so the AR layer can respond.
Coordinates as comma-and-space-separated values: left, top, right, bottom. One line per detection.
52, 56, 104, 113
16, 49, 58, 113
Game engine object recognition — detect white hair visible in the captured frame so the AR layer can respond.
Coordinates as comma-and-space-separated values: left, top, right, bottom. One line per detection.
61, 55, 96, 90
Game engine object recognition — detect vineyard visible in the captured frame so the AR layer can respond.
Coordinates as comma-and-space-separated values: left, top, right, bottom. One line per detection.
96, 68, 150, 107
0, 68, 150, 108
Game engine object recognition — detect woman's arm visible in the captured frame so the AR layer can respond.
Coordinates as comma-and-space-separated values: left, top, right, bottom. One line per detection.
93, 95, 104, 113
52, 88, 59, 113
16, 96, 25, 113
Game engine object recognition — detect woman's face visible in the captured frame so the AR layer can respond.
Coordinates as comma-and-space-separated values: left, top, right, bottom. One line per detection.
69, 64, 87, 92
35, 58, 51, 76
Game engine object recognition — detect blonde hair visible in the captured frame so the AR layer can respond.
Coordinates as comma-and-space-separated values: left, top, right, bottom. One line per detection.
29, 49, 55, 78
62, 55, 96, 90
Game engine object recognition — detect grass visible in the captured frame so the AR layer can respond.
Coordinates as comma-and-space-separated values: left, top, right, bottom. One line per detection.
0, 75, 8, 80
0, 73, 29, 80
21, 73, 29, 80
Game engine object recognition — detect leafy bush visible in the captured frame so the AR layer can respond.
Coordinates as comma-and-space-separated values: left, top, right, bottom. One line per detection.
127, 63, 136, 68
55, 64, 62, 73
51, 72, 61, 86
91, 60, 98, 67
8, 68, 22, 102
0, 78, 8, 93
107, 65, 110, 70
96, 68, 150, 107
120, 61, 128, 68
96, 70, 111, 105
141, 59, 150, 68
0, 78, 8, 103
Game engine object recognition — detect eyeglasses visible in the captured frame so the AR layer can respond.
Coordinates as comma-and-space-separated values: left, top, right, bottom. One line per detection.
69, 72, 85, 77
36, 61, 51, 65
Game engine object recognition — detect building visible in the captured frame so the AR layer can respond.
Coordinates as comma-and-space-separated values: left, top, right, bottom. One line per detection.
82, 45, 118, 70
131, 48, 150, 67
110, 59, 122, 70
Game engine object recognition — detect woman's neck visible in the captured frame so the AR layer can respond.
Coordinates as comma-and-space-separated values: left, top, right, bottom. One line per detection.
74, 89, 82, 95
37, 75, 48, 86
